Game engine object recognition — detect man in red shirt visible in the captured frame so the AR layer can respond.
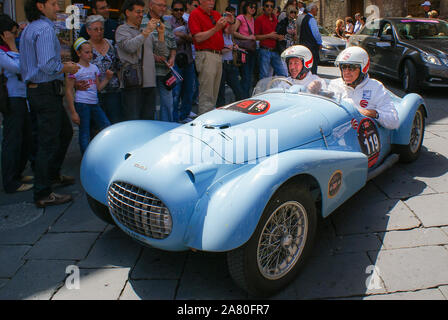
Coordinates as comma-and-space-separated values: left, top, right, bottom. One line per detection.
188, 0, 229, 115
255, 0, 287, 80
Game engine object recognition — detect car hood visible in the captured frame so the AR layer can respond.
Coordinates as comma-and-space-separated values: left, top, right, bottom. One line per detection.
404, 39, 448, 56
159, 93, 337, 164
322, 36, 346, 46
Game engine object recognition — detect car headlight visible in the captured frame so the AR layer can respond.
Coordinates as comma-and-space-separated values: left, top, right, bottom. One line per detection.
421, 52, 442, 65
322, 44, 335, 50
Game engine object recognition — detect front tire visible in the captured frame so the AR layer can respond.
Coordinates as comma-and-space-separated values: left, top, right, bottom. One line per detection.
86, 194, 116, 225
402, 60, 418, 93
396, 106, 425, 163
227, 184, 317, 297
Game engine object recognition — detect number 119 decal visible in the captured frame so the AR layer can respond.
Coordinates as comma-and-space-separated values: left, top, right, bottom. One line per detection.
357, 118, 381, 168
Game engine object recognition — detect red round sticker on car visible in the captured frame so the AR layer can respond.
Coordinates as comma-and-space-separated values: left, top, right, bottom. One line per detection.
219, 100, 270, 115
357, 118, 381, 168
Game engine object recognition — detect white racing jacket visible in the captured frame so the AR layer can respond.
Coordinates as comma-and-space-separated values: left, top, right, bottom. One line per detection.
328, 76, 399, 130
289, 72, 327, 90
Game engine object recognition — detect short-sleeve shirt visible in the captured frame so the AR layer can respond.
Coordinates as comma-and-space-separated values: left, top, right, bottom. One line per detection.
69, 63, 100, 104
255, 13, 278, 49
236, 15, 255, 37
188, 7, 224, 51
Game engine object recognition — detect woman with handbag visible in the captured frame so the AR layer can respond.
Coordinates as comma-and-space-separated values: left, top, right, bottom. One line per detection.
233, 0, 258, 99
0, 14, 33, 193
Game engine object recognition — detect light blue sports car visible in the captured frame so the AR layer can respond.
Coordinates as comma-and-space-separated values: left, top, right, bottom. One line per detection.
81, 77, 427, 297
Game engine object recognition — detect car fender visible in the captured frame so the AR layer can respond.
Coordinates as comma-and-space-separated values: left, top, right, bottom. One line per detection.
392, 93, 428, 145
184, 149, 367, 252
80, 120, 180, 204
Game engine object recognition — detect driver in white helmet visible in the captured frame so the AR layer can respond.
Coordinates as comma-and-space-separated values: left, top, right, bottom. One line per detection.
328, 46, 399, 130
281, 45, 327, 94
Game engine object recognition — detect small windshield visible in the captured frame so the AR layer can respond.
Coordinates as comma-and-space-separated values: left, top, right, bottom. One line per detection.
252, 77, 295, 96
252, 76, 335, 99
395, 20, 448, 40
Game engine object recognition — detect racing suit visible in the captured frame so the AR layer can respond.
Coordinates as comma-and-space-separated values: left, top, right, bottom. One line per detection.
328, 76, 399, 130
288, 72, 327, 92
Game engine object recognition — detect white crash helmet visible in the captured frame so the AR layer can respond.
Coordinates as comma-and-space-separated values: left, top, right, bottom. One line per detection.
335, 46, 370, 73
281, 45, 313, 79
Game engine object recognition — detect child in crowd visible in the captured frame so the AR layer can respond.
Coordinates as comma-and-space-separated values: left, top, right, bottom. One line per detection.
66, 37, 113, 154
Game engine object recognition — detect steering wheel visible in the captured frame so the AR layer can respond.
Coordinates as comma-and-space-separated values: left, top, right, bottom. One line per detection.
267, 78, 293, 90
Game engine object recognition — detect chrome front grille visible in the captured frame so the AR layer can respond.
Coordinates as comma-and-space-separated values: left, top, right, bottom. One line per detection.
107, 182, 172, 239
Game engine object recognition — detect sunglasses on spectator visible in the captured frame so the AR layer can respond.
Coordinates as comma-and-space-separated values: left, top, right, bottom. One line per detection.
249, 5, 257, 9
290, 11, 297, 14
264, 4, 274, 8
172, 8, 184, 12
340, 64, 360, 71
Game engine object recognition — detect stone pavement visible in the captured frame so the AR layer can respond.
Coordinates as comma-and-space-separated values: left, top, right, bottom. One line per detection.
1, 67, 448, 300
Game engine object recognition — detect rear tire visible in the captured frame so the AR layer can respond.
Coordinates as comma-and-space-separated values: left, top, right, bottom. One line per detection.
227, 184, 317, 297
396, 106, 425, 163
86, 194, 116, 225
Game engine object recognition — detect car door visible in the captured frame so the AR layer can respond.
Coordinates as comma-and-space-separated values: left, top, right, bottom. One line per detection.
372, 21, 405, 78
350, 19, 382, 74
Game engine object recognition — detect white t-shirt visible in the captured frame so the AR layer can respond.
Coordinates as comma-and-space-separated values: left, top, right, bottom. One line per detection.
69, 63, 100, 104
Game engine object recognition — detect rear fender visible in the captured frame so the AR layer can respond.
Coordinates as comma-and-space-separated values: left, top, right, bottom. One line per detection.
184, 149, 367, 252
80, 120, 180, 204
392, 93, 427, 145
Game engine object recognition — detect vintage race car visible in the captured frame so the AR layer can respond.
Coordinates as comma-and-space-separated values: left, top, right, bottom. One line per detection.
81, 77, 427, 297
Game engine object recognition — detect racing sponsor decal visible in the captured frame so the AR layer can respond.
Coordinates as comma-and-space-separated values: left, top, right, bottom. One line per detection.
328, 170, 343, 198
351, 118, 359, 130
360, 100, 369, 108
219, 99, 270, 115
362, 90, 372, 100
357, 118, 381, 168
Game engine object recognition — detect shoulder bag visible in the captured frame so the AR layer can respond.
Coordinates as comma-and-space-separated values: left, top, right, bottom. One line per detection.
234, 16, 257, 52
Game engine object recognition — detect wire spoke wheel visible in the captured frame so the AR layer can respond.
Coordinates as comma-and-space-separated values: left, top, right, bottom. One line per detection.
257, 201, 308, 280
409, 109, 424, 154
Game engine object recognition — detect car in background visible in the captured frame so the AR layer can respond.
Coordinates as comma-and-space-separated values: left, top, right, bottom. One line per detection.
319, 26, 347, 63
348, 17, 448, 92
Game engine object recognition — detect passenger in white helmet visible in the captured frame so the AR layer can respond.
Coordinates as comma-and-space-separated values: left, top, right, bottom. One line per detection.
328, 46, 399, 130
281, 45, 327, 94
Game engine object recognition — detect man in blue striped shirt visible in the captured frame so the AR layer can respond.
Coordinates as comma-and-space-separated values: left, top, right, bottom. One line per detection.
20, 0, 80, 208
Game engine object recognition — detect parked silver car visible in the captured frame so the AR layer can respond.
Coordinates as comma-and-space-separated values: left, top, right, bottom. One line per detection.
319, 26, 347, 63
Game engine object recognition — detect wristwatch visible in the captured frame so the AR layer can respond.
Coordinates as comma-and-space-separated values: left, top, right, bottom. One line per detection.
374, 111, 379, 119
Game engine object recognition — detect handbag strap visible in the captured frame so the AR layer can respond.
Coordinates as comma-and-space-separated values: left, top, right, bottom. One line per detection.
242, 16, 254, 35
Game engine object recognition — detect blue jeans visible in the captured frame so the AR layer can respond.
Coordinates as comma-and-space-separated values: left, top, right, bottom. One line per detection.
258, 48, 288, 80
217, 61, 244, 107
75, 102, 111, 154
172, 62, 195, 122
239, 50, 257, 99
156, 76, 174, 122
99, 90, 123, 124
